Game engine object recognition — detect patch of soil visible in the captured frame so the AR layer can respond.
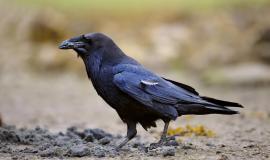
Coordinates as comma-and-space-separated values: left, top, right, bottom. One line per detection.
0, 125, 181, 159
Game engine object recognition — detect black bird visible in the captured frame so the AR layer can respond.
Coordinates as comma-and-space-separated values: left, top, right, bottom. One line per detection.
59, 33, 243, 149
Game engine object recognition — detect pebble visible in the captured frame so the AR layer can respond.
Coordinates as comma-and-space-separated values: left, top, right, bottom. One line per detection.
218, 154, 229, 160
99, 137, 111, 145
88, 128, 112, 140
38, 147, 63, 157
91, 146, 106, 158
83, 133, 94, 142
69, 144, 90, 157
161, 147, 176, 157
165, 140, 179, 146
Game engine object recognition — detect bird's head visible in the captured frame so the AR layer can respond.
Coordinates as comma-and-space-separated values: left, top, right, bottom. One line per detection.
59, 32, 115, 58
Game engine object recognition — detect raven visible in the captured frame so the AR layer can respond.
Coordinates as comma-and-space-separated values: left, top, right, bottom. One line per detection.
59, 33, 243, 149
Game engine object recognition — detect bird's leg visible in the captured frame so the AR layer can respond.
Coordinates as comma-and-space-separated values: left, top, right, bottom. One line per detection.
149, 120, 170, 149
116, 121, 137, 150
159, 120, 170, 143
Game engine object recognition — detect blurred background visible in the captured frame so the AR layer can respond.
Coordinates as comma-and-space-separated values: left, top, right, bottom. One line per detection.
0, 0, 270, 135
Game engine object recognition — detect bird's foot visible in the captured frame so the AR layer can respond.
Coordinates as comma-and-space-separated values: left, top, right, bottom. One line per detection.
115, 145, 122, 152
115, 137, 130, 151
159, 135, 176, 143
149, 142, 162, 150
158, 136, 167, 144
149, 136, 179, 150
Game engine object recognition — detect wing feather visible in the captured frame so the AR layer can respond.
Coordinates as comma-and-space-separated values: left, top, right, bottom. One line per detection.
113, 71, 178, 119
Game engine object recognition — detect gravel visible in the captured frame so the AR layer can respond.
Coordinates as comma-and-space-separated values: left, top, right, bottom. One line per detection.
0, 125, 180, 158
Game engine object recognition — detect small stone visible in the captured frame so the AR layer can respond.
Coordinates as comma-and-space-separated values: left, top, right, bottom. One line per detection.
218, 154, 229, 160
132, 141, 144, 148
182, 145, 193, 150
66, 127, 81, 139
252, 152, 260, 156
243, 144, 255, 148
69, 144, 90, 157
84, 133, 94, 142
221, 144, 226, 147
99, 137, 111, 145
21, 147, 38, 153
89, 128, 112, 140
67, 126, 78, 133
165, 140, 179, 146
11, 156, 18, 160
38, 143, 52, 151
39, 148, 58, 157
58, 132, 65, 136
149, 143, 162, 150
161, 147, 175, 157
206, 143, 215, 147
91, 146, 106, 158
116, 134, 122, 139
95, 151, 105, 158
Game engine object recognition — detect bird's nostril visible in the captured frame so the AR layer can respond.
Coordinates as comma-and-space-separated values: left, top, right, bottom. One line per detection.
68, 43, 74, 47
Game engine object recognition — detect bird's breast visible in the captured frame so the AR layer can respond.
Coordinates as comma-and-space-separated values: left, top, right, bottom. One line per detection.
90, 67, 122, 107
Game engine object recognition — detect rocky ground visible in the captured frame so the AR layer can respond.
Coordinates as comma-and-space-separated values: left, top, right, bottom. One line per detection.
0, 125, 182, 159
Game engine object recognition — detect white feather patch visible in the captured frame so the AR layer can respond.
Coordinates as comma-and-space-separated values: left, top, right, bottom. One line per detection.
141, 80, 158, 86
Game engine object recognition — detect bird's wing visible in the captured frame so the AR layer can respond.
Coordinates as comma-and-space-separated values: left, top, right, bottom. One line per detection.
162, 78, 199, 95
112, 64, 203, 118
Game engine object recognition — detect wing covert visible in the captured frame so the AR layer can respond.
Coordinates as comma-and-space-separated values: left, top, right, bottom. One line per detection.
113, 71, 178, 119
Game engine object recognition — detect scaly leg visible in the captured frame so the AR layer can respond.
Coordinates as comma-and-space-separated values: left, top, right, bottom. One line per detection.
159, 120, 170, 143
116, 121, 137, 150
149, 120, 171, 149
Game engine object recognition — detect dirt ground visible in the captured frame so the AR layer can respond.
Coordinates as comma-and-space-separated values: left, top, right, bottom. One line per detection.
0, 72, 270, 160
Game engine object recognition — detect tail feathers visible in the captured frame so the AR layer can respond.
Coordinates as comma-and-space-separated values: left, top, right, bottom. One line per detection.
177, 104, 239, 115
201, 96, 243, 108
203, 105, 239, 114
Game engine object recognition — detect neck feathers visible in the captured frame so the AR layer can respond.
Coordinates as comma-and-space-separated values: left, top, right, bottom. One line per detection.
83, 52, 102, 82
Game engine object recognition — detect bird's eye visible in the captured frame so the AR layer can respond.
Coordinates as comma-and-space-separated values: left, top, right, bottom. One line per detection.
82, 35, 93, 45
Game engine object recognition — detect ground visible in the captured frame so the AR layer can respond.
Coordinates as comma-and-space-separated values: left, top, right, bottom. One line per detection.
0, 72, 269, 160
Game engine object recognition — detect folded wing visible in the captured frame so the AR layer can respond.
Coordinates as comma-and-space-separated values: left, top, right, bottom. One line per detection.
113, 64, 241, 117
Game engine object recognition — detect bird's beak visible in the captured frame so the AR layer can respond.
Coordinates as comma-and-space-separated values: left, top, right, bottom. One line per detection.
59, 40, 85, 49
